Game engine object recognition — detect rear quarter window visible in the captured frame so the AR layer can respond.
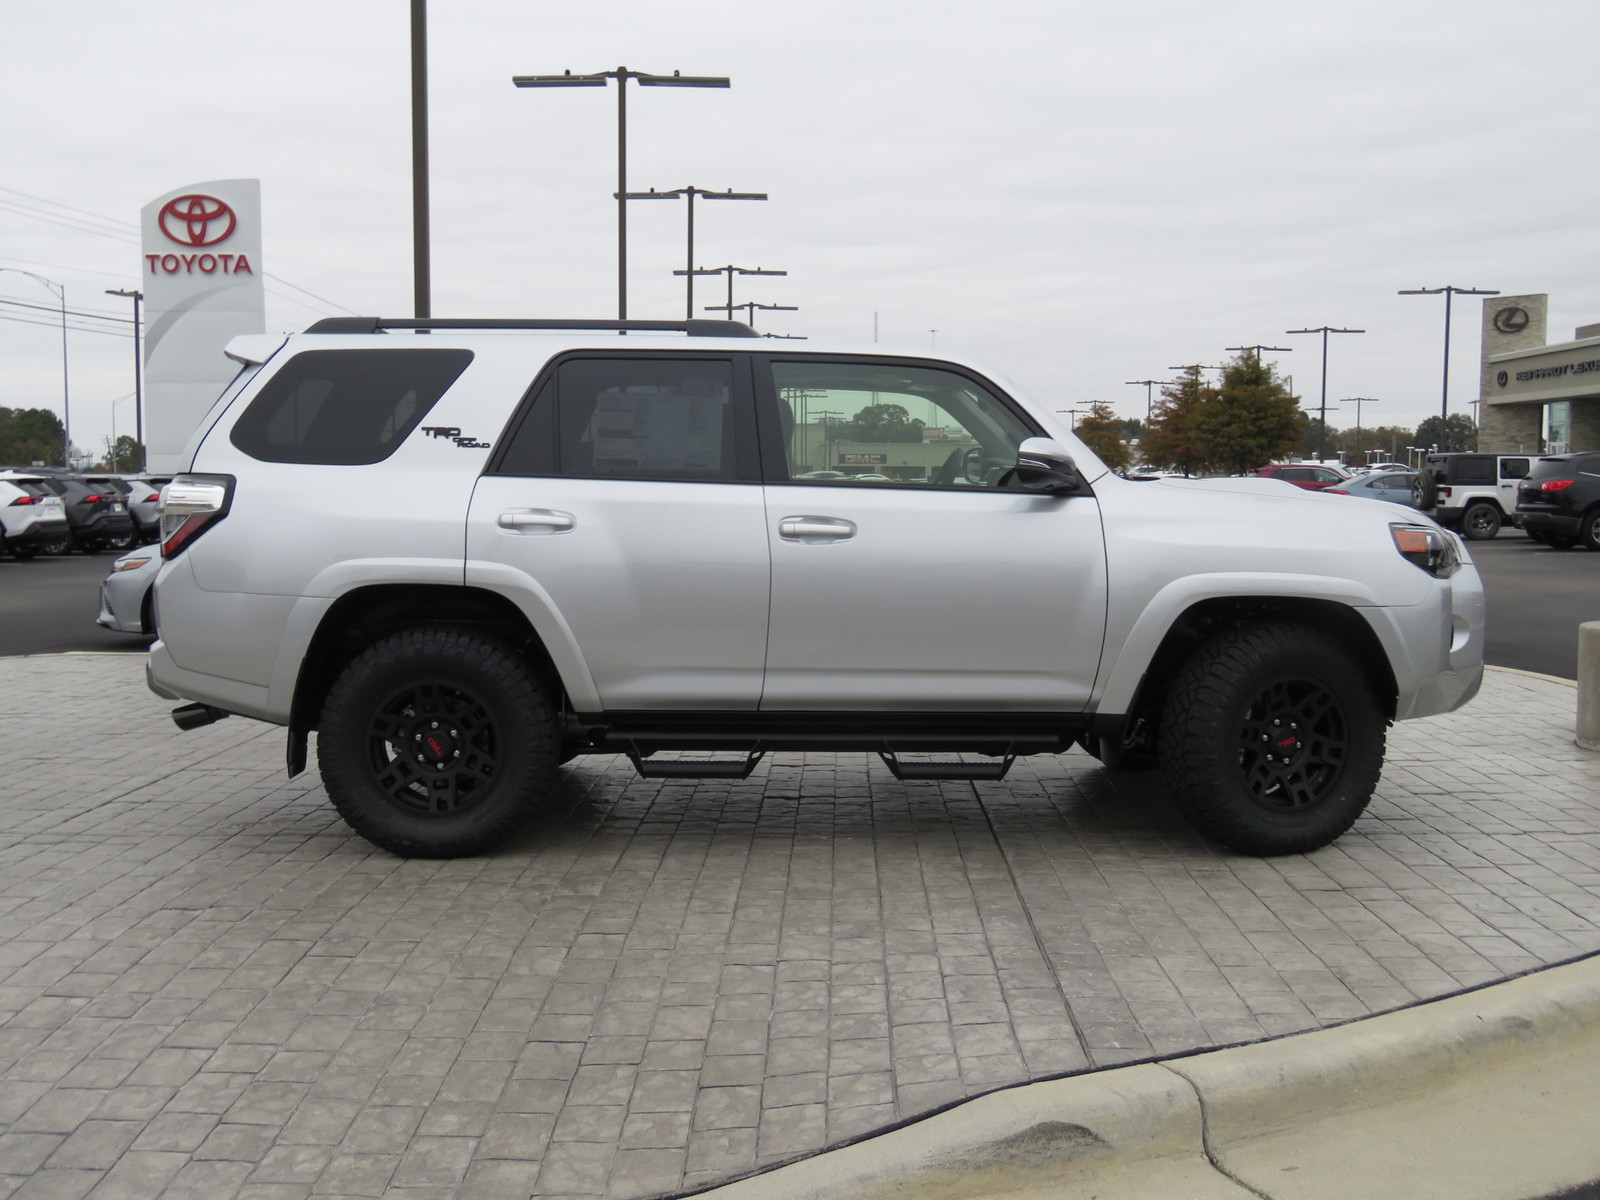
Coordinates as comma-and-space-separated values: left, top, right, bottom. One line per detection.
229, 349, 473, 465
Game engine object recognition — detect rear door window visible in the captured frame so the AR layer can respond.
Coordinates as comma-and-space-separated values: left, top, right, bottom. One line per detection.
230, 349, 473, 465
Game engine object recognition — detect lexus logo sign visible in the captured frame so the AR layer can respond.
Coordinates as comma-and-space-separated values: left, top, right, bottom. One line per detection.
158, 194, 237, 247
1493, 306, 1531, 335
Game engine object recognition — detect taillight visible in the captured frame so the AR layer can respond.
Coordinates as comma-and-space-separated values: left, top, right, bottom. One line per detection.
1540, 479, 1575, 492
84, 493, 106, 504
160, 475, 235, 558
142, 493, 160, 503
1327, 488, 1351, 495
7, 495, 40, 506
1437, 486, 1452, 498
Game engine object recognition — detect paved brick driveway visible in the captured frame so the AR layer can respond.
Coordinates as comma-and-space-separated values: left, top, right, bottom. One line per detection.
2, 657, 1597, 1199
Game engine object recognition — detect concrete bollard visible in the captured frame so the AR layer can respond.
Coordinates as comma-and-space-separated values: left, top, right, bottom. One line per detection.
1580, 622, 1600, 752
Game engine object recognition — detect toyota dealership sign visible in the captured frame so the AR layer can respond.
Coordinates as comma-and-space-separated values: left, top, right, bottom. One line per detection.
140, 179, 265, 472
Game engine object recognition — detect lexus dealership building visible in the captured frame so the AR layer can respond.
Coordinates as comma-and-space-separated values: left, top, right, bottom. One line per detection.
1480, 293, 1600, 454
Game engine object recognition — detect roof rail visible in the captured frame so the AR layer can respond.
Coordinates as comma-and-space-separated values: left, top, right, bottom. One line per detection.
303, 317, 760, 338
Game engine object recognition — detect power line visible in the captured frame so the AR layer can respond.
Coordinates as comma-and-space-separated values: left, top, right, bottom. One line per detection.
0, 311, 132, 338
0, 296, 132, 324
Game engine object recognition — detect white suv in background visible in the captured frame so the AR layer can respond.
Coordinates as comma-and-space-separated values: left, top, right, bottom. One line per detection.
148, 317, 1484, 860
0, 474, 70, 559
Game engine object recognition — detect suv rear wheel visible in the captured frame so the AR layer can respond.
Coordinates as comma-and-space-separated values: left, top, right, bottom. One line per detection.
317, 627, 557, 857
1159, 622, 1385, 855
1581, 508, 1600, 552
1461, 502, 1501, 540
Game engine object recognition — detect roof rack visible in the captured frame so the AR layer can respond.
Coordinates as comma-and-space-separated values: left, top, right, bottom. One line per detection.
303, 317, 760, 338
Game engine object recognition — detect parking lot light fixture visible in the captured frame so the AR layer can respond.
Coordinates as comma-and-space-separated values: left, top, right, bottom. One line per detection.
1398, 286, 1499, 423
678, 264, 788, 315
1286, 327, 1364, 462
512, 67, 731, 319
703, 299, 797, 333
1, 267, 70, 466
1339, 397, 1380, 458
622, 188, 768, 317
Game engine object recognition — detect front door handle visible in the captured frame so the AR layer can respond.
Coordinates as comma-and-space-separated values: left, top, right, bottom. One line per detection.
779, 516, 856, 543
497, 508, 575, 534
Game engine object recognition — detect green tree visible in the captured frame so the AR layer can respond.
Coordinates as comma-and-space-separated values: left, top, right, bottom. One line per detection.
841, 402, 924, 443
0, 406, 67, 467
1413, 413, 1477, 453
1072, 402, 1132, 471
1139, 367, 1214, 476
101, 435, 144, 472
1196, 352, 1302, 475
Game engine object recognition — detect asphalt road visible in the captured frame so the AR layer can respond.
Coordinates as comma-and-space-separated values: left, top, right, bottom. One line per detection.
3, 530, 1597, 677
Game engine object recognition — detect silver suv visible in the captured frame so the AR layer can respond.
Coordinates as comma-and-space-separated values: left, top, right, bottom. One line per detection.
148, 318, 1485, 859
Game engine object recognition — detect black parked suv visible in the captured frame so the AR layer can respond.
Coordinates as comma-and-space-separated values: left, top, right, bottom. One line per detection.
1516, 452, 1600, 550
32, 474, 137, 553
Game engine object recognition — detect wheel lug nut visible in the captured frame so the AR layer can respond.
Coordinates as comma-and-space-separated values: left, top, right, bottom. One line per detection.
1260, 734, 1269, 742
431, 721, 439, 729
453, 750, 460, 758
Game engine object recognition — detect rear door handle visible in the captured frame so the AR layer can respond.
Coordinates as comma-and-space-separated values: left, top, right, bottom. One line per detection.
497, 508, 575, 534
779, 516, 856, 543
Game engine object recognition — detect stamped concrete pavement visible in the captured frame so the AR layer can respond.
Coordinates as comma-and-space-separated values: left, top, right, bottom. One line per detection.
1, 656, 1597, 1199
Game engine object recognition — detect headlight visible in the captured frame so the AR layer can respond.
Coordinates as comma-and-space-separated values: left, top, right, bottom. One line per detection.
1391, 523, 1460, 577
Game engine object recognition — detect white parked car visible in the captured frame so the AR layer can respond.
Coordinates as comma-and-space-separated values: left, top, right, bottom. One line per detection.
147, 317, 1484, 859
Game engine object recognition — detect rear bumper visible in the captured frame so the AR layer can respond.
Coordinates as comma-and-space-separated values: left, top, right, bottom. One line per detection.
3, 517, 68, 548
1518, 510, 1579, 536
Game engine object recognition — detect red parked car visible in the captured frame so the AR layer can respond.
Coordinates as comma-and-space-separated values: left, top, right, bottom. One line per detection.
1249, 463, 1352, 491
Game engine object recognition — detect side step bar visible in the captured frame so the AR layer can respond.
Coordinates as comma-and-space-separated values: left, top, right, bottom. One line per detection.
878, 751, 1016, 781
626, 747, 766, 780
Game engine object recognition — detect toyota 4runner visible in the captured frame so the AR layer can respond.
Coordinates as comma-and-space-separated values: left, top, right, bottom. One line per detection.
147, 318, 1485, 859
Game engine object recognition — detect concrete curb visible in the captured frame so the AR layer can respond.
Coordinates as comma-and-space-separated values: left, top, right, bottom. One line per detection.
691, 954, 1600, 1200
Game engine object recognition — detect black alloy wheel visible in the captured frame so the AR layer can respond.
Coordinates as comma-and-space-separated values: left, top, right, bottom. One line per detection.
1160, 622, 1385, 855
1461, 502, 1501, 540
317, 627, 557, 857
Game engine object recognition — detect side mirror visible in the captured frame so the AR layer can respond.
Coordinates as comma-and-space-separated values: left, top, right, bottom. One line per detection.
1013, 437, 1085, 495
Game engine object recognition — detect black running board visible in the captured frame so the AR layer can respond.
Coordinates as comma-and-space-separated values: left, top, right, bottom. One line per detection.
626, 747, 766, 780
878, 751, 1016, 781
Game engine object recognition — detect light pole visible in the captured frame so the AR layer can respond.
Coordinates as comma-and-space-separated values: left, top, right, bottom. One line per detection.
411, 0, 430, 318
704, 300, 798, 333
1285, 326, 1363, 462
1398, 285, 1499, 427
676, 264, 788, 318
621, 187, 766, 318
1225, 344, 1293, 364
1, 268, 70, 466
105, 288, 143, 470
1126, 379, 1184, 420
1339, 397, 1379, 463
512, 66, 731, 319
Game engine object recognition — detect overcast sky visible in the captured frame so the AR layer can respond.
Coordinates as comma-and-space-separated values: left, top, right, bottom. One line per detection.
3, 0, 1597, 460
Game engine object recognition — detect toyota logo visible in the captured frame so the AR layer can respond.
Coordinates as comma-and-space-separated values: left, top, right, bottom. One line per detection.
1493, 306, 1531, 335
158, 194, 238, 247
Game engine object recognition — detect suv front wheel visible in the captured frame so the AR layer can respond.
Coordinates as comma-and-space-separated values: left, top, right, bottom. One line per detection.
317, 627, 557, 857
1159, 623, 1385, 855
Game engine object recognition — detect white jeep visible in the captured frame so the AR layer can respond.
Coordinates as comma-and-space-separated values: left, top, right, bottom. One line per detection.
148, 318, 1485, 858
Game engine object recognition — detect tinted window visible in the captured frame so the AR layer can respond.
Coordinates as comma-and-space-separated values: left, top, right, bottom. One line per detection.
230, 349, 472, 465
1453, 457, 1495, 485
1279, 468, 1311, 481
1500, 458, 1530, 480
767, 360, 1038, 488
497, 358, 742, 482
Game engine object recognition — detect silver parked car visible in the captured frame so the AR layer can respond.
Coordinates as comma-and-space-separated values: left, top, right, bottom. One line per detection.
1325, 469, 1421, 508
96, 545, 160, 634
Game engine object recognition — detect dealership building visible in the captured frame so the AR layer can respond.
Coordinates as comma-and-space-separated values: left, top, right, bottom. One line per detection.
1480, 293, 1600, 454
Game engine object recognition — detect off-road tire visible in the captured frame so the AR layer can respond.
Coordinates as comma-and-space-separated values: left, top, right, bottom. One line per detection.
1461, 502, 1501, 541
1159, 622, 1385, 856
317, 626, 557, 858
1412, 473, 1438, 510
